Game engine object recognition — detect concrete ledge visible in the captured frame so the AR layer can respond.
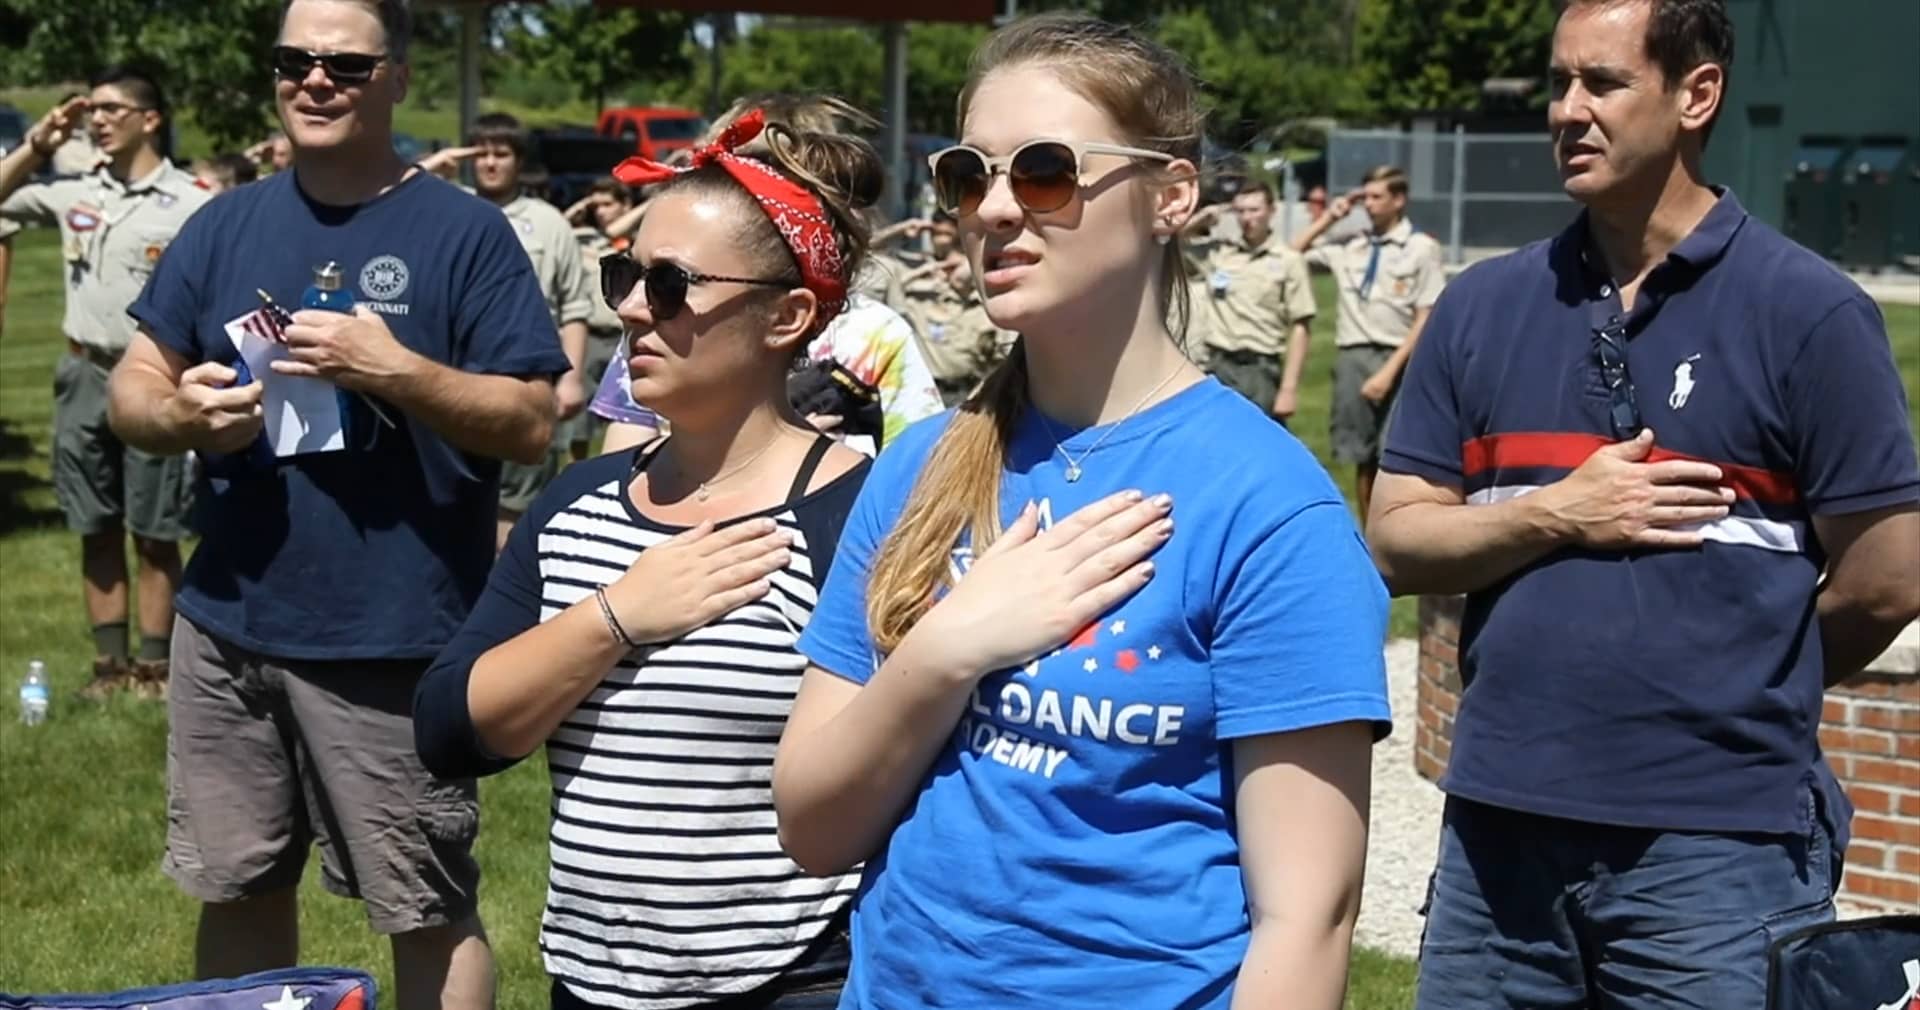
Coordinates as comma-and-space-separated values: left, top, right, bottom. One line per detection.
1864, 621, 1920, 678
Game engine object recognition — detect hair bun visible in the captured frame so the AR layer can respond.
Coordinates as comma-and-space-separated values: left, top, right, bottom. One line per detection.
764, 124, 885, 212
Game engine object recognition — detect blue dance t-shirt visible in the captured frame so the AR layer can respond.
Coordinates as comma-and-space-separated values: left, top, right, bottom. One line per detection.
798, 378, 1391, 1008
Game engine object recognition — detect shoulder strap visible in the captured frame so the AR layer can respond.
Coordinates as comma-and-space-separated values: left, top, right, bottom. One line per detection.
786, 435, 834, 503
629, 435, 669, 480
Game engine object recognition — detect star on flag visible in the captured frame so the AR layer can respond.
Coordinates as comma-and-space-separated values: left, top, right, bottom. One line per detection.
262, 987, 312, 1010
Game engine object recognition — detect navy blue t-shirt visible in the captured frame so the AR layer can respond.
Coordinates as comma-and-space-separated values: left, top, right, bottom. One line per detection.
1383, 190, 1920, 835
129, 170, 568, 660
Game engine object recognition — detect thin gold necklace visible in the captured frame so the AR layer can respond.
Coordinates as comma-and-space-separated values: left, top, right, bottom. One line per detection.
687, 432, 785, 502
1040, 364, 1185, 483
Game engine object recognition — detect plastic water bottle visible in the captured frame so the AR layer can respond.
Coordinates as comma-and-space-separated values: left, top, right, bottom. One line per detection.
302, 261, 361, 445
301, 260, 355, 314
19, 660, 48, 726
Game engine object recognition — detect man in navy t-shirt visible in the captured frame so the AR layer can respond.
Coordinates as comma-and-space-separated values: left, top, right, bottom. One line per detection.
105, 0, 566, 1004
1370, 2, 1920, 1008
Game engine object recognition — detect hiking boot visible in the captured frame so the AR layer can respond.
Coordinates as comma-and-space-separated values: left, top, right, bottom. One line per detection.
77, 657, 136, 701
130, 658, 170, 701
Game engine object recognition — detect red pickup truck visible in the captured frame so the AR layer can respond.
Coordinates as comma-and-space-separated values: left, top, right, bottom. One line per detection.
596, 107, 709, 162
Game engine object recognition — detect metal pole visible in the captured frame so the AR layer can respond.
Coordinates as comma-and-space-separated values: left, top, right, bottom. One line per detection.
1280, 161, 1299, 243
458, 6, 483, 147
1448, 123, 1467, 265
882, 22, 909, 221
708, 14, 726, 118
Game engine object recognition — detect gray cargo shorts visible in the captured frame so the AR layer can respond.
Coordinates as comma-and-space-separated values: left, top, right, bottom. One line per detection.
53, 349, 194, 539
162, 617, 480, 934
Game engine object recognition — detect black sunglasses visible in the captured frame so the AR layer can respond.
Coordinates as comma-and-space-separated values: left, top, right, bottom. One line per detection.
599, 253, 793, 321
1592, 323, 1642, 440
928, 139, 1175, 217
272, 45, 388, 86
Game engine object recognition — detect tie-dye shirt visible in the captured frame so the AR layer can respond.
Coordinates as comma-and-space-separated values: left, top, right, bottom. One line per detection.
589, 293, 943, 456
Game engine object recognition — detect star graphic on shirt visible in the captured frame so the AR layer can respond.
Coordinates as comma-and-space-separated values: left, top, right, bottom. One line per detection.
262, 987, 311, 1010
1110, 619, 1127, 635
1148, 645, 1163, 660
1083, 657, 1098, 672
1116, 649, 1140, 674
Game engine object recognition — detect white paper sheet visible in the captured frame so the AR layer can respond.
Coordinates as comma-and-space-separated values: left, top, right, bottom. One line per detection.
222, 312, 345, 457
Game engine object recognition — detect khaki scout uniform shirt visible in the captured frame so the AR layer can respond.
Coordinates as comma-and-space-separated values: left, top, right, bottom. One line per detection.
1304, 218, 1446, 349
574, 225, 625, 337
500, 193, 592, 327
1191, 231, 1317, 358
891, 271, 1010, 388
0, 160, 211, 354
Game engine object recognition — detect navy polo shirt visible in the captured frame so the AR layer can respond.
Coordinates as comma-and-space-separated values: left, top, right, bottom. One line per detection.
1383, 189, 1919, 835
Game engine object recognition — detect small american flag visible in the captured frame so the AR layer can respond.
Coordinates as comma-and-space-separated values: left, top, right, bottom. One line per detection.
238, 289, 295, 344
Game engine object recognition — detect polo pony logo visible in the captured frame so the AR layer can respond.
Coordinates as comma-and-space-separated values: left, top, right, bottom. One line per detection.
1668, 354, 1701, 410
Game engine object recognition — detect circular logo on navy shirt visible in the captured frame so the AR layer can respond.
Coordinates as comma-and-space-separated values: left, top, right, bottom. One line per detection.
360, 255, 410, 301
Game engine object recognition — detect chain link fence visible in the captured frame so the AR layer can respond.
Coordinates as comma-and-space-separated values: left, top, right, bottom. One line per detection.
1306, 127, 1579, 262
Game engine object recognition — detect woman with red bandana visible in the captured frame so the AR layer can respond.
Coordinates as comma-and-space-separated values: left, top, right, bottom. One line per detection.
413, 108, 874, 1010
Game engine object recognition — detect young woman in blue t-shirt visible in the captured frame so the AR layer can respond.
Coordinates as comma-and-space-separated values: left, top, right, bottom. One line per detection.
773, 13, 1393, 1010
414, 110, 881, 1009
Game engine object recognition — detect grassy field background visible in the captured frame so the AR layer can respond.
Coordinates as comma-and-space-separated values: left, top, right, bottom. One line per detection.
0, 225, 1455, 1006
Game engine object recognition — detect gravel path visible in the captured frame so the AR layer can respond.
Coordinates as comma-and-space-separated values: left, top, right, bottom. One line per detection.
1355, 638, 1443, 960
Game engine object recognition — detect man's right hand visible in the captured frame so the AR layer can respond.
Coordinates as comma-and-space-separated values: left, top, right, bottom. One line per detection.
27, 97, 89, 157
168, 362, 266, 453
1538, 428, 1734, 550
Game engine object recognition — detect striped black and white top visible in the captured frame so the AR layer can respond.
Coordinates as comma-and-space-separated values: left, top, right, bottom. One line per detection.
416, 444, 870, 1009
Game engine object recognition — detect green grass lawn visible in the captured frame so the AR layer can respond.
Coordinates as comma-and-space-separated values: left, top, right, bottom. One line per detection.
0, 227, 1432, 1005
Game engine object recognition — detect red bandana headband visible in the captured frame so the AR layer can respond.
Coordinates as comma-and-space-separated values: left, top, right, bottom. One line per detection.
612, 110, 849, 329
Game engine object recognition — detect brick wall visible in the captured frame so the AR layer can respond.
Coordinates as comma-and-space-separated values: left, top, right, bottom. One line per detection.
1414, 594, 1920, 913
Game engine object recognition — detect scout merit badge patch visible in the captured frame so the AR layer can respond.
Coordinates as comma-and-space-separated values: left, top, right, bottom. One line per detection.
63, 203, 102, 263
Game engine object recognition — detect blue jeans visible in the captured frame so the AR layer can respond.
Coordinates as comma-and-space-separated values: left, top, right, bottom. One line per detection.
1414, 792, 1842, 1009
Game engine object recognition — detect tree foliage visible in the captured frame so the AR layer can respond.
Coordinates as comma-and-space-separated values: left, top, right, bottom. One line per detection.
500, 1, 694, 111
1351, 0, 1557, 117
0, 0, 284, 148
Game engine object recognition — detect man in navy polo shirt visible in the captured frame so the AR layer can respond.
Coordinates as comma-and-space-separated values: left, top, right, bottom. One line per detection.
103, 0, 567, 1005
1371, 1, 1920, 1007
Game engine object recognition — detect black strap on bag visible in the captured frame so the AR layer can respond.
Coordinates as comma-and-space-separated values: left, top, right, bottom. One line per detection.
1766, 914, 1920, 1010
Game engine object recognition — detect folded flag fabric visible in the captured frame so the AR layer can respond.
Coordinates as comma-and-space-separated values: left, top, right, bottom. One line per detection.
1768, 915, 1920, 1010
1, 968, 374, 1010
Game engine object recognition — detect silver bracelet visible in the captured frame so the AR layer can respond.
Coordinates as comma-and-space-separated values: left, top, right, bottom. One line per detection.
593, 586, 641, 650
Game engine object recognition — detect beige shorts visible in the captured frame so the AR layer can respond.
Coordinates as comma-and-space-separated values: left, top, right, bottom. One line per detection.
162, 617, 480, 934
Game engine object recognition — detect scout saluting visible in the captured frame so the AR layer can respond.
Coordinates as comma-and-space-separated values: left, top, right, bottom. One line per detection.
0, 67, 211, 700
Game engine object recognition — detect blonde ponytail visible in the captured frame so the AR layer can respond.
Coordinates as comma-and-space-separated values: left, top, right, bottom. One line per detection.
865, 344, 1028, 652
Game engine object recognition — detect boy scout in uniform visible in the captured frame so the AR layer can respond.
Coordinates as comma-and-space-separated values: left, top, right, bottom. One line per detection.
891, 214, 1011, 405
1187, 181, 1317, 423
1293, 164, 1445, 525
426, 113, 592, 550
567, 179, 638, 446
0, 69, 210, 698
